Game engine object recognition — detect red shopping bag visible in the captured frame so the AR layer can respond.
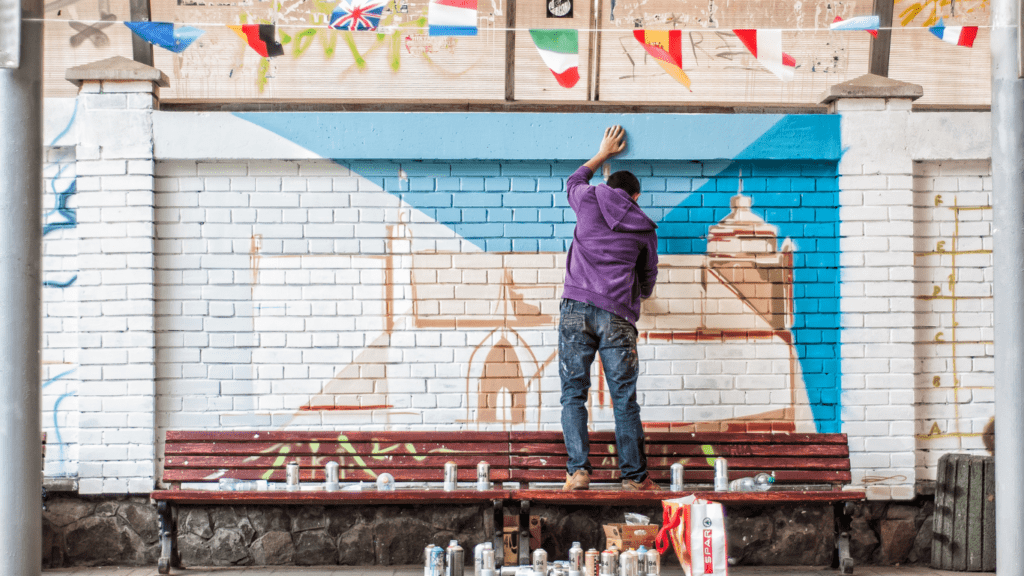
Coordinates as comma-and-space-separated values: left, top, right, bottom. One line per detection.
655, 496, 728, 576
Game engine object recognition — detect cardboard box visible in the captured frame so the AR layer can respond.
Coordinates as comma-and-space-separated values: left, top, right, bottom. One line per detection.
603, 523, 659, 550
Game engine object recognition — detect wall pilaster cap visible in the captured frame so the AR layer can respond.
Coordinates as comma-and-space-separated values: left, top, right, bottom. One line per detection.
65, 56, 169, 88
819, 73, 923, 104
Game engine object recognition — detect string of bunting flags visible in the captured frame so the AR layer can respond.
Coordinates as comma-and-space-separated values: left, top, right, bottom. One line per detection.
115, 5, 981, 87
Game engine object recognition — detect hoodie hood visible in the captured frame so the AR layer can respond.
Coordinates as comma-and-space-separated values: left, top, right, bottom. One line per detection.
595, 184, 658, 232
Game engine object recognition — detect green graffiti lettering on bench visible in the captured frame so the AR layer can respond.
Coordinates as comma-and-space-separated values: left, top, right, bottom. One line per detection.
701, 444, 716, 467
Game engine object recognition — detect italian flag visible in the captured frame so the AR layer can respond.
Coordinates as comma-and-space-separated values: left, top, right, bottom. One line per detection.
529, 29, 580, 89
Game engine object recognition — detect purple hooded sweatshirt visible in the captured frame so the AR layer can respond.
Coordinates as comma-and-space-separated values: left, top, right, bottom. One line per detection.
562, 166, 659, 325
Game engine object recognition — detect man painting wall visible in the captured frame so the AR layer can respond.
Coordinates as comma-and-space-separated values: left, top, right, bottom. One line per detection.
559, 126, 662, 491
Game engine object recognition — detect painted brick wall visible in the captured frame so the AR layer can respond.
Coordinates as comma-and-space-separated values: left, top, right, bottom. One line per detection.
42, 144, 80, 479
152, 159, 839, 445
912, 159, 994, 479
39, 98, 996, 499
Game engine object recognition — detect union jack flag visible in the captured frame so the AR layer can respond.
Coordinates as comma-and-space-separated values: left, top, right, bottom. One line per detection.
329, 0, 386, 30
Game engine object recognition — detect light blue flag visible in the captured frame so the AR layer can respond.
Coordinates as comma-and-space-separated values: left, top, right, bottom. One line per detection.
124, 21, 204, 53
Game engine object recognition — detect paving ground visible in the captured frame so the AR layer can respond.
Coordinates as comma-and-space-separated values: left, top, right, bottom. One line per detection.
42, 566, 995, 576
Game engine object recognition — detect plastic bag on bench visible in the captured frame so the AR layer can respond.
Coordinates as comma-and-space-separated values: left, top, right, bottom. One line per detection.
655, 496, 728, 576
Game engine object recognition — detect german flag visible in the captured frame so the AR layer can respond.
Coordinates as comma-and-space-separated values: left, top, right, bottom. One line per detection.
228, 24, 285, 58
633, 30, 690, 90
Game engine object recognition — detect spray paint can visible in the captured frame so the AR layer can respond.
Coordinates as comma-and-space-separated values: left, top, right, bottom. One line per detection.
286, 461, 300, 491
599, 550, 617, 576
585, 549, 600, 576
446, 540, 465, 576
670, 463, 684, 491
568, 541, 583, 571
377, 472, 396, 491
619, 549, 638, 576
713, 457, 729, 492
474, 541, 493, 576
644, 548, 660, 576
481, 547, 495, 573
477, 461, 491, 491
425, 544, 444, 576
444, 461, 458, 491
325, 461, 340, 491
532, 548, 548, 574
635, 546, 647, 575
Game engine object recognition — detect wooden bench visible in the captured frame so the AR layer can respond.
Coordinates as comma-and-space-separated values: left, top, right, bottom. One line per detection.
150, 430, 512, 574
508, 431, 865, 574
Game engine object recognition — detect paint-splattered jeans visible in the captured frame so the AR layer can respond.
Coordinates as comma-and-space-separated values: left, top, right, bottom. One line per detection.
558, 298, 648, 482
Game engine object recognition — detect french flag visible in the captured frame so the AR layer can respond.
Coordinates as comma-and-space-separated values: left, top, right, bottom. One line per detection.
830, 15, 879, 38
733, 29, 796, 82
429, 0, 477, 36
929, 19, 978, 47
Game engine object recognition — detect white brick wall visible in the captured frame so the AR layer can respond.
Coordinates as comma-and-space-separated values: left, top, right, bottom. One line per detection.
912, 160, 994, 479
43, 145, 80, 479
838, 98, 918, 500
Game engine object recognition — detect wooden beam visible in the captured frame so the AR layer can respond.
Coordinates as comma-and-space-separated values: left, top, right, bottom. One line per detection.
505, 0, 515, 101
128, 0, 154, 67
868, 0, 893, 77
586, 0, 601, 100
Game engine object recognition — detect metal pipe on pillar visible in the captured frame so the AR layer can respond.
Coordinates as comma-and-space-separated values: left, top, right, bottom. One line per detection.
992, 0, 1024, 573
0, 0, 44, 572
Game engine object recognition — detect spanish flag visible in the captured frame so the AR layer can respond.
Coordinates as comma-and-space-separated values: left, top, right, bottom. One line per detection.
633, 29, 690, 90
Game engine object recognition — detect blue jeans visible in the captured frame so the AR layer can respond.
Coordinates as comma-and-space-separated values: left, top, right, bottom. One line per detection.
558, 298, 648, 482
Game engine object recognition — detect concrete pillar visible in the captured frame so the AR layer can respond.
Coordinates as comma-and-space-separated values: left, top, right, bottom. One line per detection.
65, 57, 167, 494
821, 74, 923, 500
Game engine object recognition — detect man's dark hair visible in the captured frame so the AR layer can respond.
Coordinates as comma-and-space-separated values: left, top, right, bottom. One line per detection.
607, 170, 640, 200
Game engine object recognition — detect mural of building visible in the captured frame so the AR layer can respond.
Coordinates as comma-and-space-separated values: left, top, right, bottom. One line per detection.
34, 68, 995, 510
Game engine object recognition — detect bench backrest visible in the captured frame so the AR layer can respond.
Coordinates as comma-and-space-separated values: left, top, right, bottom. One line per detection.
162, 431, 511, 488
509, 431, 853, 488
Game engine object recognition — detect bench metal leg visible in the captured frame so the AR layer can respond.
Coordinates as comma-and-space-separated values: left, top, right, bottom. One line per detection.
157, 501, 178, 574
491, 499, 504, 569
832, 501, 855, 574
518, 500, 531, 567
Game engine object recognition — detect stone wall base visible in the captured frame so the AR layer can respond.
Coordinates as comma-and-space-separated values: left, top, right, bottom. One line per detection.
42, 494, 934, 568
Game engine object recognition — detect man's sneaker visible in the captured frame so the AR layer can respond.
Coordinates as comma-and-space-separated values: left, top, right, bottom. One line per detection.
563, 469, 591, 491
621, 475, 662, 491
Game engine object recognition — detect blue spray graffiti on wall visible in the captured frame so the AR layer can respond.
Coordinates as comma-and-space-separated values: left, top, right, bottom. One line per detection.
235, 112, 842, 432
42, 101, 79, 476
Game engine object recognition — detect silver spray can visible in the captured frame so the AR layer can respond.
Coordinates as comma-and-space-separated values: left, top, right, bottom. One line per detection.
325, 461, 340, 491
619, 549, 638, 576
644, 548, 660, 576
477, 461, 491, 491
585, 549, 600, 576
568, 541, 583, 571
670, 463, 684, 491
425, 544, 444, 576
713, 457, 729, 492
599, 550, 617, 576
444, 461, 458, 491
286, 461, 300, 491
479, 545, 495, 573
446, 540, 465, 576
635, 546, 647, 575
532, 548, 548, 574
474, 541, 493, 576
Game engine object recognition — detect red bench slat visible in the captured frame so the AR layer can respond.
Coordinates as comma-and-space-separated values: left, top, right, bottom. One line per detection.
166, 431, 508, 443
508, 469, 852, 484
151, 489, 511, 505
165, 441, 510, 456
165, 454, 510, 470
510, 442, 849, 458
510, 455, 853, 471
164, 468, 511, 483
510, 431, 849, 444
